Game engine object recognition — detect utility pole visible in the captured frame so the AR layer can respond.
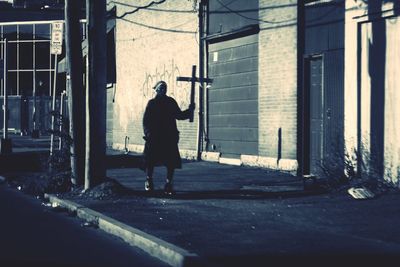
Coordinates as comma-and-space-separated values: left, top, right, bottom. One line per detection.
65, 0, 86, 185
85, 0, 107, 189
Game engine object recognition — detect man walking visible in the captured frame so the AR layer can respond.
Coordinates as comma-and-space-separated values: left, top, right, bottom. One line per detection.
142, 81, 194, 195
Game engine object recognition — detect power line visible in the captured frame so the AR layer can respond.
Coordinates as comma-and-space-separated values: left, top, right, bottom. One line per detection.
215, 0, 296, 24
116, 18, 197, 42
120, 17, 196, 34
109, 0, 298, 14
112, 0, 345, 38
116, 0, 167, 19
215, 0, 345, 25
109, 0, 195, 13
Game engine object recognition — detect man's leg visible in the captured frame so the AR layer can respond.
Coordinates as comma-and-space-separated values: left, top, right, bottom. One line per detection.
164, 167, 175, 195
166, 167, 174, 183
145, 165, 154, 191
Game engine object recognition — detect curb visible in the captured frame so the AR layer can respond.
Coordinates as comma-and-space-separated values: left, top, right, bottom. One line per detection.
44, 194, 205, 267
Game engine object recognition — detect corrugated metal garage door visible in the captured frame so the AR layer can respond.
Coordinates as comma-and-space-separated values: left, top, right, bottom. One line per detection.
207, 34, 258, 159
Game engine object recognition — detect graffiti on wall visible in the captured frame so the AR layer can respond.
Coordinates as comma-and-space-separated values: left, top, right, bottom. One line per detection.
141, 59, 191, 111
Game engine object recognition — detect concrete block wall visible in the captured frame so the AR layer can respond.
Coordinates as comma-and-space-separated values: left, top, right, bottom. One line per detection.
258, 0, 298, 170
107, 0, 199, 156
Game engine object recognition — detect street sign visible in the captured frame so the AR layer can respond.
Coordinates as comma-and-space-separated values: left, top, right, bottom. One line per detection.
51, 21, 63, 55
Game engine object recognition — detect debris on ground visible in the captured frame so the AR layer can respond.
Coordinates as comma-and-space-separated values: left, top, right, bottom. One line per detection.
41, 202, 52, 207
63, 177, 127, 200
81, 221, 98, 228
6, 171, 71, 197
347, 187, 375, 199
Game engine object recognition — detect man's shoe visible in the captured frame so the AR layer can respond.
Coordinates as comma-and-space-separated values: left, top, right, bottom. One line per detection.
145, 179, 154, 191
164, 182, 174, 195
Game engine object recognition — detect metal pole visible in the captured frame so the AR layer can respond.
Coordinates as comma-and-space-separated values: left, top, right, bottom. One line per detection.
50, 53, 58, 156
3, 38, 7, 140
33, 57, 37, 135
198, 1, 205, 160
189, 65, 196, 123
58, 90, 66, 150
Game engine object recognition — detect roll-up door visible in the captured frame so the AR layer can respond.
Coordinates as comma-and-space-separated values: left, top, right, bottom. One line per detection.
207, 34, 258, 159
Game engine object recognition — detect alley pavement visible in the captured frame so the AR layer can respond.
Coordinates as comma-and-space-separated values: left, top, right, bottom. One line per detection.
67, 150, 400, 267
2, 134, 400, 267
0, 185, 169, 267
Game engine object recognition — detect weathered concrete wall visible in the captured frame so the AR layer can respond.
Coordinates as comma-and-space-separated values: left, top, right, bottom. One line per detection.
345, 0, 400, 186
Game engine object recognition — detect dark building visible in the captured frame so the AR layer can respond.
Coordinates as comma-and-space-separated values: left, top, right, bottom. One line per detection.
0, 1, 64, 134
0, 0, 85, 134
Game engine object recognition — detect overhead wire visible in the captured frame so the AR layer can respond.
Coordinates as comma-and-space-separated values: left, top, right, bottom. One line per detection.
112, 0, 238, 41
215, 0, 296, 24
116, 0, 167, 19
112, 0, 345, 41
108, 0, 195, 13
215, 0, 345, 25
119, 17, 196, 34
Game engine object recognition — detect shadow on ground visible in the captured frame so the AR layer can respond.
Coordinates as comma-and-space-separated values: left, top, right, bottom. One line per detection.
205, 253, 400, 267
116, 187, 326, 200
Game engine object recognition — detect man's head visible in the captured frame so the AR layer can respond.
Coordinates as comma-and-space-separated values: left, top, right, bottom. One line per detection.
153, 81, 167, 96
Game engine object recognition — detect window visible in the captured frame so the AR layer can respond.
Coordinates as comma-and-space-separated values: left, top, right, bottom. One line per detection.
18, 25, 33, 40
36, 71, 50, 96
19, 42, 33, 69
19, 71, 33, 96
7, 42, 17, 70
35, 24, 50, 40
7, 72, 17, 95
4, 25, 17, 40
1, 21, 84, 96
1, 22, 53, 96
35, 41, 50, 69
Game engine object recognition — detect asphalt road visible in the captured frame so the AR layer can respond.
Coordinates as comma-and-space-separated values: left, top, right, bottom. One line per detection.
0, 184, 168, 267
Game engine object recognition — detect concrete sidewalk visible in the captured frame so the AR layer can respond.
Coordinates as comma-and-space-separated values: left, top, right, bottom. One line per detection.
49, 153, 400, 267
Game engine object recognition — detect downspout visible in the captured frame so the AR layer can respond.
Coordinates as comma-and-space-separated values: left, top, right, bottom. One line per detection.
197, 0, 205, 161
297, 1, 305, 177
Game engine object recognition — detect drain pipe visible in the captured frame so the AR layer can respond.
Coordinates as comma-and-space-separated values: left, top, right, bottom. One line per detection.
58, 90, 67, 150
197, 0, 205, 161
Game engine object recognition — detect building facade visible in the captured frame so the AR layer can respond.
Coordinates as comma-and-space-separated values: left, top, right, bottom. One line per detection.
107, 0, 200, 157
345, 0, 400, 185
3, 0, 397, 186
108, 0, 301, 171
0, 2, 67, 134
109, 0, 400, 187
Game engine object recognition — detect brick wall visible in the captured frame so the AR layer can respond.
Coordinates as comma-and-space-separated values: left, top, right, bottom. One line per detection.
108, 0, 199, 155
258, 0, 298, 165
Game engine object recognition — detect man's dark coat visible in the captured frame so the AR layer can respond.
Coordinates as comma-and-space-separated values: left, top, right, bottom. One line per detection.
142, 95, 191, 169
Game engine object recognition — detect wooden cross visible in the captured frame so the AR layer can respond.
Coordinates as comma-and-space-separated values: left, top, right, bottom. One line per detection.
176, 65, 213, 122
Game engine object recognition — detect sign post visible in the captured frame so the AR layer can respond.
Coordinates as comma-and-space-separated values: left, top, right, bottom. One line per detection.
50, 21, 64, 156
50, 21, 63, 156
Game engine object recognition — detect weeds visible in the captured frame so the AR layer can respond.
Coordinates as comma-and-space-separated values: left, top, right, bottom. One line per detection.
44, 110, 72, 193
319, 137, 399, 194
